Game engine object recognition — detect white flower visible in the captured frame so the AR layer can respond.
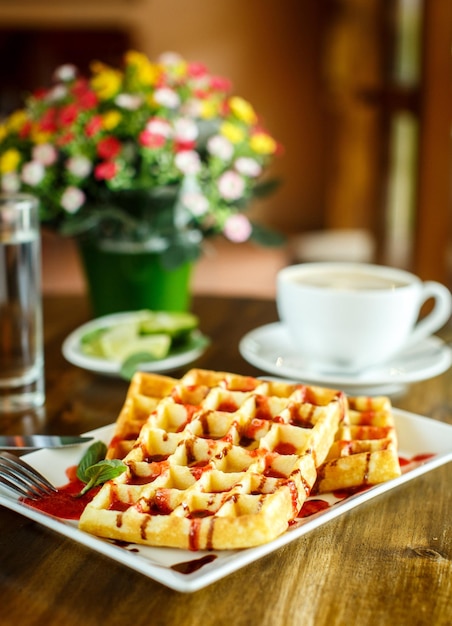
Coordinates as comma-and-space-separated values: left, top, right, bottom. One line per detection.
181, 99, 203, 117
32, 143, 58, 167
174, 118, 198, 143
154, 87, 180, 109
61, 187, 85, 213
1, 172, 20, 193
223, 213, 252, 242
53, 64, 77, 82
21, 161, 45, 186
207, 135, 234, 161
181, 191, 209, 216
45, 85, 68, 102
115, 93, 144, 110
66, 155, 92, 179
174, 150, 201, 175
158, 51, 184, 67
146, 118, 172, 138
235, 156, 262, 178
217, 170, 245, 200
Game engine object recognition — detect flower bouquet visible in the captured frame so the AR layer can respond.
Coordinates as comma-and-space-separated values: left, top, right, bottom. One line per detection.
0, 50, 282, 270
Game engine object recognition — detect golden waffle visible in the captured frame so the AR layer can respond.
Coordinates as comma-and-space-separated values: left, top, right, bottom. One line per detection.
314, 395, 401, 493
79, 369, 346, 550
106, 372, 179, 460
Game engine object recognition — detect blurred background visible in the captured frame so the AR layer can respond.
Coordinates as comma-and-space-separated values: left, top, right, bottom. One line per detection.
1, 0, 451, 297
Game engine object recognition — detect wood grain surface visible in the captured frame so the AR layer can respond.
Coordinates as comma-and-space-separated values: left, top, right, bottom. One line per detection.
0, 295, 451, 626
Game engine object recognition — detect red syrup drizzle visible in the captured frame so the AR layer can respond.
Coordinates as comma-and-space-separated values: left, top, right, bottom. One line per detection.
21, 465, 100, 520
399, 452, 436, 471
171, 554, 217, 574
297, 499, 330, 519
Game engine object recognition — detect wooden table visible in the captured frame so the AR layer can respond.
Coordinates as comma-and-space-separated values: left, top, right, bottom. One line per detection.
1, 294, 452, 626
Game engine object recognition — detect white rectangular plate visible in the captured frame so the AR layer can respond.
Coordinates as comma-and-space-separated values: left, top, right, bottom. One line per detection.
1, 409, 452, 593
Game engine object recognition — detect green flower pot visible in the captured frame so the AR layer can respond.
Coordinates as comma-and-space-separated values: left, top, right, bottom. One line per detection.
78, 241, 193, 318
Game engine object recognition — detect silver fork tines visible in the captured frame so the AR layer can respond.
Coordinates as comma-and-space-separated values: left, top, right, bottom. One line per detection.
0, 452, 57, 500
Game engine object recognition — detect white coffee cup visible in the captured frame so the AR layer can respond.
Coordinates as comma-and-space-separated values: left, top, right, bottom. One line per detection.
276, 262, 452, 373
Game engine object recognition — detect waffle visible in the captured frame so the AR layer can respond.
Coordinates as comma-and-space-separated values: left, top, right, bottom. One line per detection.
314, 395, 401, 493
79, 369, 347, 550
105, 372, 179, 460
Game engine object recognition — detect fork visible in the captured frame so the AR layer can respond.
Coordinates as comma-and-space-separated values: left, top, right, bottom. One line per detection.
0, 452, 57, 500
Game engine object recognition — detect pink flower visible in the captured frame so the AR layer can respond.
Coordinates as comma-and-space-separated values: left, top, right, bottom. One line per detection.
66, 155, 92, 178
207, 135, 234, 160
146, 118, 172, 137
139, 130, 166, 149
32, 143, 58, 166
217, 170, 245, 200
234, 157, 262, 178
181, 191, 209, 216
174, 118, 198, 143
223, 214, 252, 242
61, 186, 85, 213
21, 161, 45, 186
154, 87, 180, 109
174, 151, 201, 175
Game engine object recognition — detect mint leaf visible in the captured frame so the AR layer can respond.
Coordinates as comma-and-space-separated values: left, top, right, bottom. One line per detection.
76, 441, 107, 482
78, 459, 127, 496
120, 351, 159, 381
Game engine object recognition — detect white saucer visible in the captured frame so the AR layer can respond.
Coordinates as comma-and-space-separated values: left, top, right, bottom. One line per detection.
239, 322, 452, 395
62, 311, 209, 377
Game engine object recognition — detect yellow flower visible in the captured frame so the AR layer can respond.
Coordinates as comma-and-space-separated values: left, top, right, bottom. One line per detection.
30, 125, 52, 144
102, 110, 122, 131
0, 148, 21, 173
229, 96, 257, 125
90, 62, 123, 100
0, 124, 7, 142
125, 50, 159, 86
200, 100, 219, 120
220, 122, 246, 144
7, 110, 28, 133
250, 132, 277, 155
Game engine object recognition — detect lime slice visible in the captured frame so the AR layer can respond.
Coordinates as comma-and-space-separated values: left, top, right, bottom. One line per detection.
138, 311, 198, 339
99, 325, 171, 362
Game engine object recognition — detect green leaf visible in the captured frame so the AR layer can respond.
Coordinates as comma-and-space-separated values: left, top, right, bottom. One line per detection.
251, 177, 282, 198
251, 222, 286, 247
119, 351, 160, 380
78, 459, 127, 496
76, 441, 108, 482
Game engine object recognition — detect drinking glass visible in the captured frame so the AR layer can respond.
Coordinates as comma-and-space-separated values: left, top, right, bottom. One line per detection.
0, 194, 44, 411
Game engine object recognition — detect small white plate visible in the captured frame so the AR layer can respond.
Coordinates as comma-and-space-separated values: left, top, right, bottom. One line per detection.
1, 412, 452, 592
62, 311, 209, 376
239, 322, 452, 395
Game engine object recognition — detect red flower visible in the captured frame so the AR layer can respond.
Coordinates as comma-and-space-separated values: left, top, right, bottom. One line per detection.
174, 139, 196, 152
138, 129, 166, 149
94, 161, 117, 180
18, 121, 33, 139
59, 103, 79, 127
39, 108, 58, 133
57, 132, 75, 146
72, 79, 98, 110
97, 136, 122, 159
86, 116, 103, 137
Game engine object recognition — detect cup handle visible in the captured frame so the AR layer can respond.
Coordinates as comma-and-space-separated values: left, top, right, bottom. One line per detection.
406, 281, 452, 347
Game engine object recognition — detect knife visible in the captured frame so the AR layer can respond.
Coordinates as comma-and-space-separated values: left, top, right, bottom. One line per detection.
0, 435, 94, 450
